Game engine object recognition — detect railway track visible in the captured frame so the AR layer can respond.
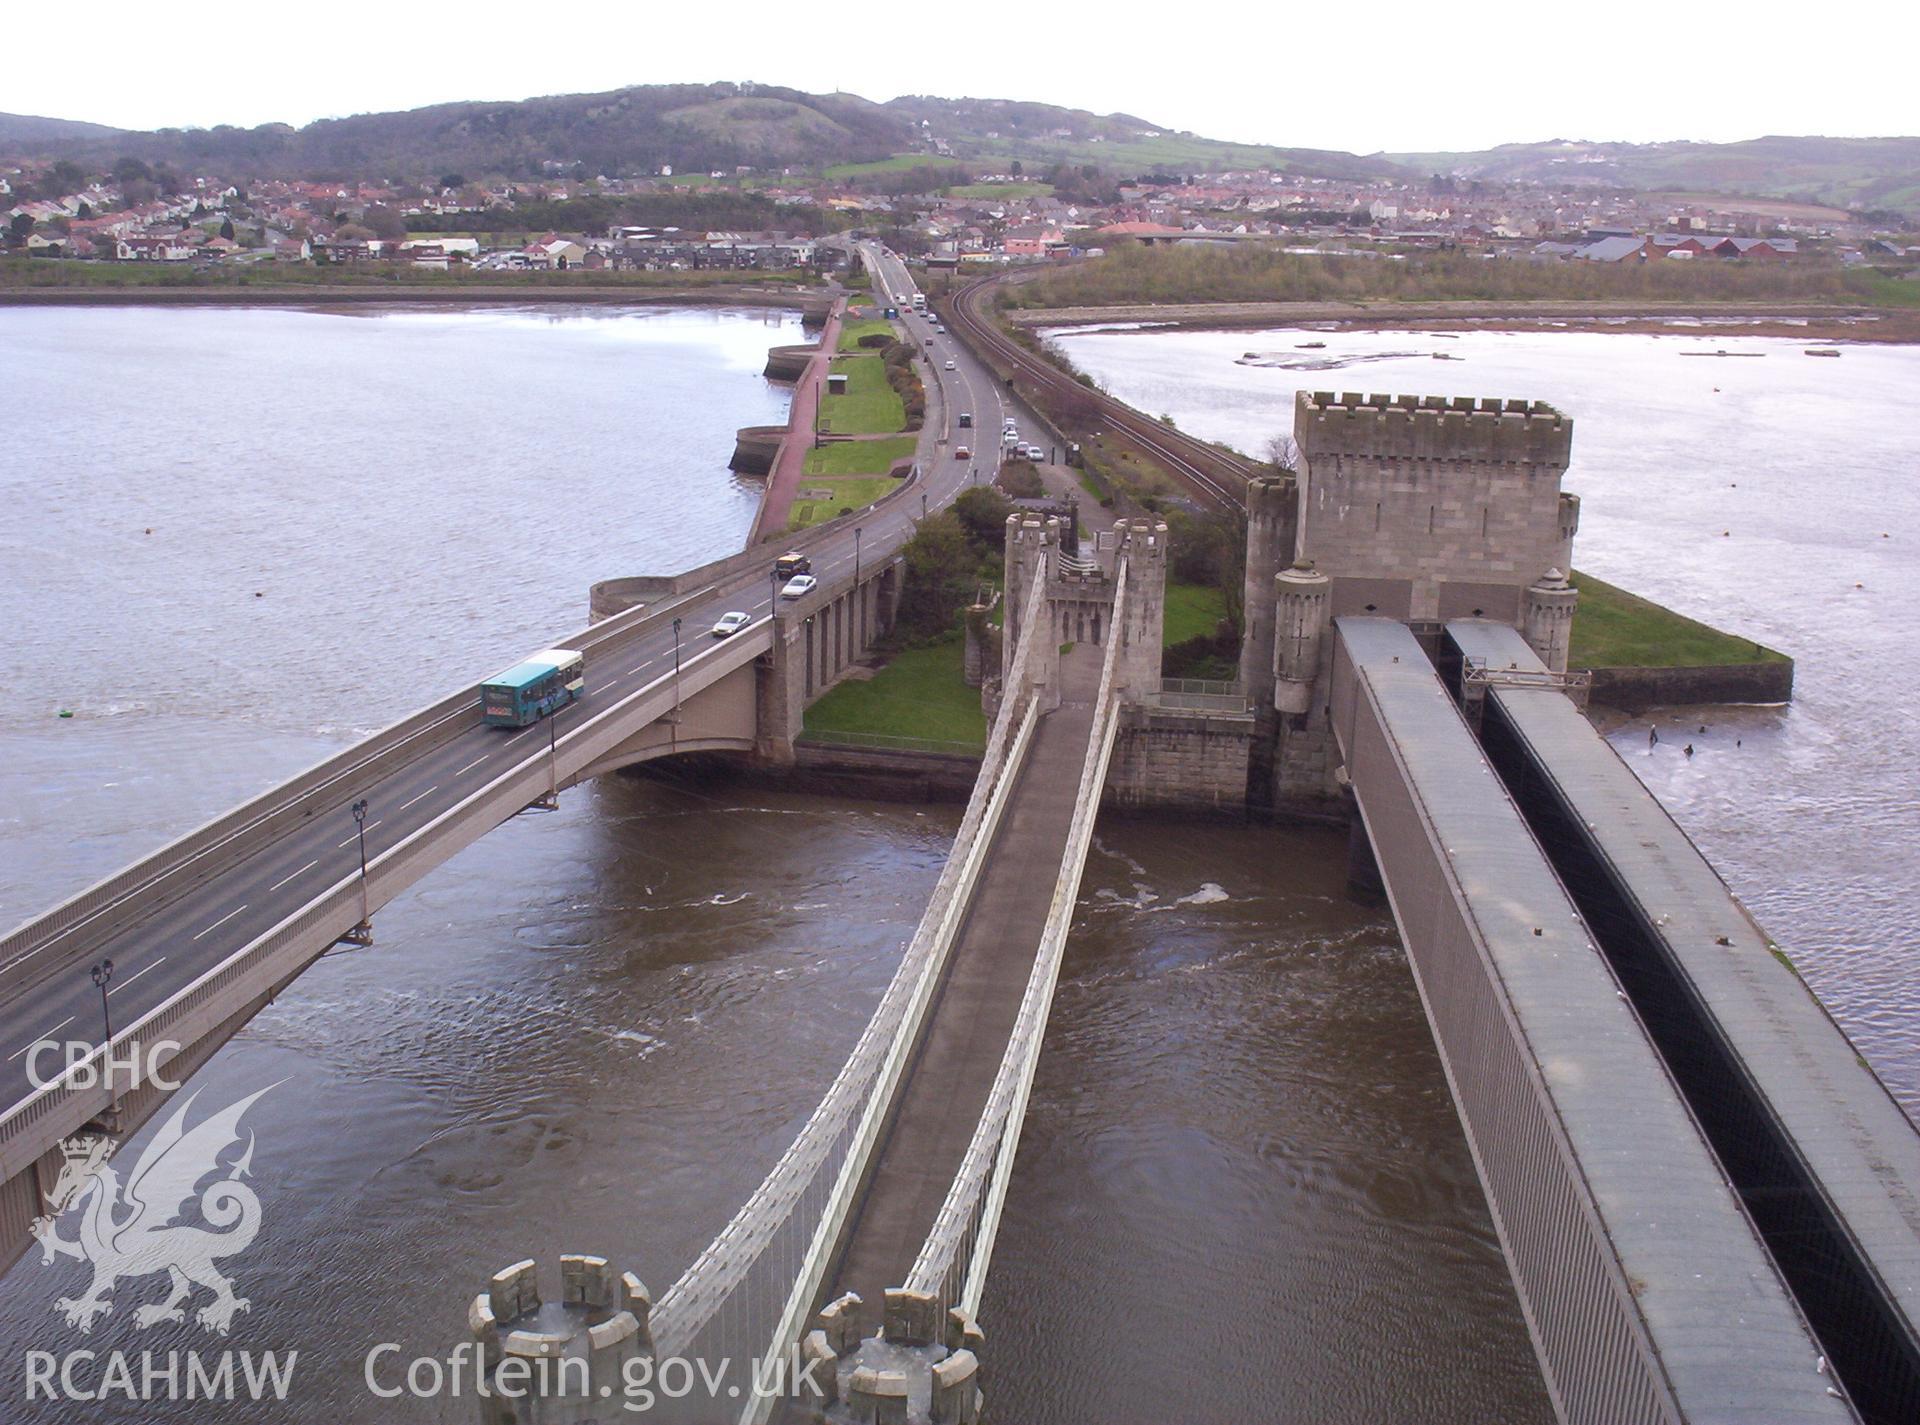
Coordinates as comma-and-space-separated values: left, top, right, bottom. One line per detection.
947, 270, 1257, 513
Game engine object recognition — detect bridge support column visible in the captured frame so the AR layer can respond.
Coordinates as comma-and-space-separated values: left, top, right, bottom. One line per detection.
757, 614, 806, 765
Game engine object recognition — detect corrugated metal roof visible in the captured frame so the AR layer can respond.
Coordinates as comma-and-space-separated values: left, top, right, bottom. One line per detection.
1337, 618, 1852, 1422
1450, 617, 1920, 1364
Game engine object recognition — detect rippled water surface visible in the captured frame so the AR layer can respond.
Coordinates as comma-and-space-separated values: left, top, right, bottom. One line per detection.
24, 309, 1907, 1422
1051, 323, 1920, 1114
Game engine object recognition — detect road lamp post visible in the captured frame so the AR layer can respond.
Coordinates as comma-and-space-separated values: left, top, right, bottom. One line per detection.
350, 797, 372, 938
854, 525, 863, 585
90, 959, 114, 1051
671, 617, 683, 748
921, 492, 928, 521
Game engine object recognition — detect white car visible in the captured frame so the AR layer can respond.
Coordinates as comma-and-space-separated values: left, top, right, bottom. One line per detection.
711, 610, 752, 639
944, 359, 956, 370
779, 574, 818, 600
1026, 444, 1045, 462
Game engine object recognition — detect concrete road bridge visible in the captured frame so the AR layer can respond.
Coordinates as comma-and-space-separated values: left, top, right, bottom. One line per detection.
0, 242, 1029, 1273
8, 258, 1920, 1425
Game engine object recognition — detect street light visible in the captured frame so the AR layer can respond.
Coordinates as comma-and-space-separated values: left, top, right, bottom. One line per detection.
671, 617, 683, 748
350, 798, 371, 936
90, 959, 114, 1050
854, 525, 863, 585
921, 492, 928, 521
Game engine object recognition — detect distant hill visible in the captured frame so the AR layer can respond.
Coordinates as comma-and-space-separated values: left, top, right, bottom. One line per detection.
0, 82, 1398, 185
884, 95, 1403, 181
1388, 136, 1920, 217
0, 111, 124, 145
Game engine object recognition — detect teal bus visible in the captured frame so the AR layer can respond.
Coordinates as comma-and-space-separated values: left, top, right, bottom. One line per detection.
482, 648, 586, 728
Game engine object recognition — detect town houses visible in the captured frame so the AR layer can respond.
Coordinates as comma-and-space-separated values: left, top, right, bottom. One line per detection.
3, 149, 1911, 275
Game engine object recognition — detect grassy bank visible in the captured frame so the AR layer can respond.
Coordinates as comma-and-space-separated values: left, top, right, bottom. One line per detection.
821, 353, 907, 434
1571, 572, 1787, 668
1006, 244, 1920, 311
788, 476, 901, 529
802, 435, 917, 477
1164, 582, 1229, 645
803, 636, 986, 747
837, 316, 894, 350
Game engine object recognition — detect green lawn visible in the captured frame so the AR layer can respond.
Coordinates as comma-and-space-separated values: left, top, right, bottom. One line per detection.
788, 476, 901, 530
821, 354, 907, 435
1164, 582, 1229, 645
1570, 571, 1787, 668
837, 317, 894, 350
803, 637, 986, 747
803, 435, 917, 477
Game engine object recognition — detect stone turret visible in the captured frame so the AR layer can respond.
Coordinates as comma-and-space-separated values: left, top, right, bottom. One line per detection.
1273, 561, 1331, 715
469, 1257, 650, 1425
1115, 518, 1168, 703
1002, 513, 1058, 695
1524, 569, 1578, 673
1239, 475, 1300, 706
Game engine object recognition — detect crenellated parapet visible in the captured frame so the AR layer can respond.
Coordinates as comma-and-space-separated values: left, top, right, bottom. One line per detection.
1294, 390, 1572, 467
468, 1256, 651, 1424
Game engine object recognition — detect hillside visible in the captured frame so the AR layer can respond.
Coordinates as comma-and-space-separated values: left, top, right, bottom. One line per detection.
883, 95, 1403, 180
0, 83, 1397, 184
0, 111, 124, 145
1389, 135, 1920, 216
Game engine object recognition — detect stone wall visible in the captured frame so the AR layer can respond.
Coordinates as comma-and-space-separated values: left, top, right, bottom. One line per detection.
1588, 660, 1793, 713
1106, 708, 1254, 813
1294, 391, 1575, 625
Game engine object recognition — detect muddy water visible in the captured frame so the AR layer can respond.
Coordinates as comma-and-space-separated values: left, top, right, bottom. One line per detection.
0, 306, 1553, 1421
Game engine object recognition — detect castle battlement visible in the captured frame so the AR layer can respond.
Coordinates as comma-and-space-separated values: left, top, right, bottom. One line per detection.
1295, 390, 1572, 467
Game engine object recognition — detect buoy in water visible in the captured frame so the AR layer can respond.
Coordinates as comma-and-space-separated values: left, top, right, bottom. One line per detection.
57, 709, 73, 719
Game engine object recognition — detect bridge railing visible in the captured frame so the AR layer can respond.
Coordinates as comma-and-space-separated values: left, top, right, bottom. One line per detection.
0, 625, 773, 1192
905, 562, 1131, 1326
649, 574, 1053, 1415
0, 576, 720, 1004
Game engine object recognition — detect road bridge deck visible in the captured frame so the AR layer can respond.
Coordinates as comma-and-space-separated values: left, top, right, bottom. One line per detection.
1331, 616, 1850, 1425
1445, 618, 1920, 1423
826, 646, 1104, 1339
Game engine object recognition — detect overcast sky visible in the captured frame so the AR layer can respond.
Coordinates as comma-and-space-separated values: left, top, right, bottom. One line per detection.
11, 2, 1917, 155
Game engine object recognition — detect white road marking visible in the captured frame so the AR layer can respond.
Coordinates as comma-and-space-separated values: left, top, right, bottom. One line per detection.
108, 958, 165, 996
398, 785, 438, 812
456, 754, 490, 774
269, 860, 318, 892
191, 905, 246, 942
337, 820, 381, 848
6, 1016, 73, 1062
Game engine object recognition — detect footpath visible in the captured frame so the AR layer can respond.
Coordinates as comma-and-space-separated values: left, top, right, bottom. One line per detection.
748, 300, 845, 544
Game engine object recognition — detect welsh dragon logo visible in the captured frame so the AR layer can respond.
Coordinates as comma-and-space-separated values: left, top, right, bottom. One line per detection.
31, 1085, 276, 1335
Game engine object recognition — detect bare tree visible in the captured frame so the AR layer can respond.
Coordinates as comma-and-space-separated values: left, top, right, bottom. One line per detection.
1266, 435, 1300, 473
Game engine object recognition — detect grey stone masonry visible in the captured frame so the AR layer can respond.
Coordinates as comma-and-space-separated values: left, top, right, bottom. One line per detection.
1239, 475, 1301, 702
1293, 391, 1577, 625
469, 1258, 650, 1425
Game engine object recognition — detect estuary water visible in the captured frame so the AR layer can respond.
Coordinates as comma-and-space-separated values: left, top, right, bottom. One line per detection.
0, 303, 1558, 1422
1048, 322, 1920, 1116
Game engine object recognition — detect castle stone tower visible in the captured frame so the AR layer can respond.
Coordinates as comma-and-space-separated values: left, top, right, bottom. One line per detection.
1239, 475, 1301, 705
1116, 518, 1168, 703
1292, 391, 1577, 626
468, 1257, 651, 1425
